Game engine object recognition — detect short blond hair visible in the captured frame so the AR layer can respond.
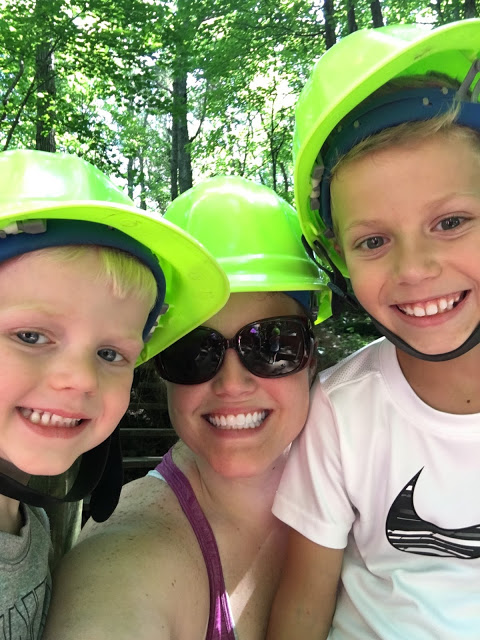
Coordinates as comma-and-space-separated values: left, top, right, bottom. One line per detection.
21, 245, 158, 309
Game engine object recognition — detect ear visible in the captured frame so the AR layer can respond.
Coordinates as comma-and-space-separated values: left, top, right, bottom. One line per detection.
333, 237, 343, 256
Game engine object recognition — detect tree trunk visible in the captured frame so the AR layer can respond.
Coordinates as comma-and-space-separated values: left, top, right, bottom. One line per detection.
280, 162, 289, 196
323, 0, 336, 49
139, 152, 147, 210
35, 42, 56, 152
431, 0, 443, 22
346, 0, 358, 33
170, 117, 179, 201
464, 0, 477, 18
127, 157, 135, 200
173, 74, 192, 193
369, 1, 384, 27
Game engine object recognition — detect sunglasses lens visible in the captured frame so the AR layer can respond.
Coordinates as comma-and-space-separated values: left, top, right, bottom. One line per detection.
155, 327, 223, 384
239, 318, 309, 378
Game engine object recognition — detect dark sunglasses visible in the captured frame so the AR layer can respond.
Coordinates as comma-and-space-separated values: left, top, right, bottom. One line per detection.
155, 315, 315, 385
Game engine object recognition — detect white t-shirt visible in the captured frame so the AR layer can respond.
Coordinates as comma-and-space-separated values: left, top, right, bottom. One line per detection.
273, 338, 480, 639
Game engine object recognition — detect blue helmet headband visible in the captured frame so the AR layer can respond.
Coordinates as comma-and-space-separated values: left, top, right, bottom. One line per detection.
307, 60, 480, 363
284, 290, 318, 320
314, 60, 480, 230
0, 218, 167, 522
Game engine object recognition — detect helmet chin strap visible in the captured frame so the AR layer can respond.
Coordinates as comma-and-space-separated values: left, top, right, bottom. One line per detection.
305, 238, 480, 362
367, 314, 480, 362
0, 427, 123, 523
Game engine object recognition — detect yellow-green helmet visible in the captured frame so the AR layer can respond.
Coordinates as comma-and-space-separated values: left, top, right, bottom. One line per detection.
0, 149, 229, 364
294, 19, 480, 273
164, 176, 331, 323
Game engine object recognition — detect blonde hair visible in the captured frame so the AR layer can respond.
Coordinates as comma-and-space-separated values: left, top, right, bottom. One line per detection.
24, 245, 158, 309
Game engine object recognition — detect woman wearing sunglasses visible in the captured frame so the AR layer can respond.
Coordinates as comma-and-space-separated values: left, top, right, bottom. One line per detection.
43, 177, 330, 640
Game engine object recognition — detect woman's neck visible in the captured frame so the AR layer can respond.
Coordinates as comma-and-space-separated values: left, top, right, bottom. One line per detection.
173, 441, 288, 530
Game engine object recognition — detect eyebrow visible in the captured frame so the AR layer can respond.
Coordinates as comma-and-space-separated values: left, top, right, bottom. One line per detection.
341, 219, 384, 236
341, 191, 480, 236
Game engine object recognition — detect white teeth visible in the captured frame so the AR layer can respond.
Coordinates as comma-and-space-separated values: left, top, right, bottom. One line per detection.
207, 411, 267, 430
425, 303, 438, 316
19, 408, 82, 428
398, 293, 463, 317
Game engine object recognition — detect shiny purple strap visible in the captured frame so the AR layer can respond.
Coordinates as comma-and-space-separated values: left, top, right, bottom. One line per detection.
155, 450, 235, 640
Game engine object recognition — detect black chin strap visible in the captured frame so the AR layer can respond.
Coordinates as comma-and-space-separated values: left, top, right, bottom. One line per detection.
0, 427, 123, 522
368, 316, 480, 362
302, 237, 357, 316
305, 236, 480, 362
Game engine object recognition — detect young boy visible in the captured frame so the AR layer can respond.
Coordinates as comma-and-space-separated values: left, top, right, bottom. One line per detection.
267, 19, 480, 640
0, 149, 228, 639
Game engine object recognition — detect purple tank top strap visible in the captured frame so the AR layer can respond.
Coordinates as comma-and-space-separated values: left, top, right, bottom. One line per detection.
155, 450, 236, 640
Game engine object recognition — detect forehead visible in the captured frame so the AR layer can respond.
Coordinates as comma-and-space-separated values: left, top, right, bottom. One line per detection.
331, 132, 480, 224
206, 292, 303, 335
0, 247, 100, 298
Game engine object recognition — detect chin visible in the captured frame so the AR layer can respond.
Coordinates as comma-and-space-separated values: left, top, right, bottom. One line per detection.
15, 455, 75, 478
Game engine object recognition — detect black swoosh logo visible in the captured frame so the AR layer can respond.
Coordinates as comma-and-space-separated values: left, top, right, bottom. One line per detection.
386, 469, 480, 559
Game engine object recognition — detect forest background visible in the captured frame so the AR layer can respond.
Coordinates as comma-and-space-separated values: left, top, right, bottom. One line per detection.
1, 0, 477, 463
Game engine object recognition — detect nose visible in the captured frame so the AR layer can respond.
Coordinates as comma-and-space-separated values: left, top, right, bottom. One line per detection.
212, 348, 256, 396
391, 236, 442, 286
47, 349, 99, 395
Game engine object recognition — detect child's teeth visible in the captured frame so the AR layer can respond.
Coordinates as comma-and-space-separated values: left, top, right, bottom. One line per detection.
413, 306, 426, 317
20, 408, 81, 427
399, 293, 463, 317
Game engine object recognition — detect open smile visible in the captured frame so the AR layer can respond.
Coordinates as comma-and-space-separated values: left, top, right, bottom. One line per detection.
18, 407, 85, 428
205, 410, 269, 430
395, 291, 467, 317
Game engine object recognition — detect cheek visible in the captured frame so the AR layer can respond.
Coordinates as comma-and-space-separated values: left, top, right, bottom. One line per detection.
347, 264, 377, 305
267, 373, 310, 421
106, 373, 135, 417
166, 383, 201, 427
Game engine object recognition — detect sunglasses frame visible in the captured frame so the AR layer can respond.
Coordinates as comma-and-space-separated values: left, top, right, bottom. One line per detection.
155, 315, 315, 385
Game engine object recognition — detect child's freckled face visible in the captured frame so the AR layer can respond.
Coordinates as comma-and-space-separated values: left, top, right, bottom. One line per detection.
331, 133, 480, 356
0, 249, 152, 476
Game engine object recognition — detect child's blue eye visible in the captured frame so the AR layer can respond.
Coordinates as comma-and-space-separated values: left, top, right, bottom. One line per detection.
17, 331, 48, 345
360, 236, 385, 250
98, 348, 124, 363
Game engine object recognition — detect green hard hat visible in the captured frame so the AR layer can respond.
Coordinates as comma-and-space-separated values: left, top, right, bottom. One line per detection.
164, 176, 331, 323
0, 149, 229, 364
294, 18, 480, 273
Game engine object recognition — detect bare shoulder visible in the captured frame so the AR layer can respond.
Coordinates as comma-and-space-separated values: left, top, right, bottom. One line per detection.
44, 475, 209, 640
